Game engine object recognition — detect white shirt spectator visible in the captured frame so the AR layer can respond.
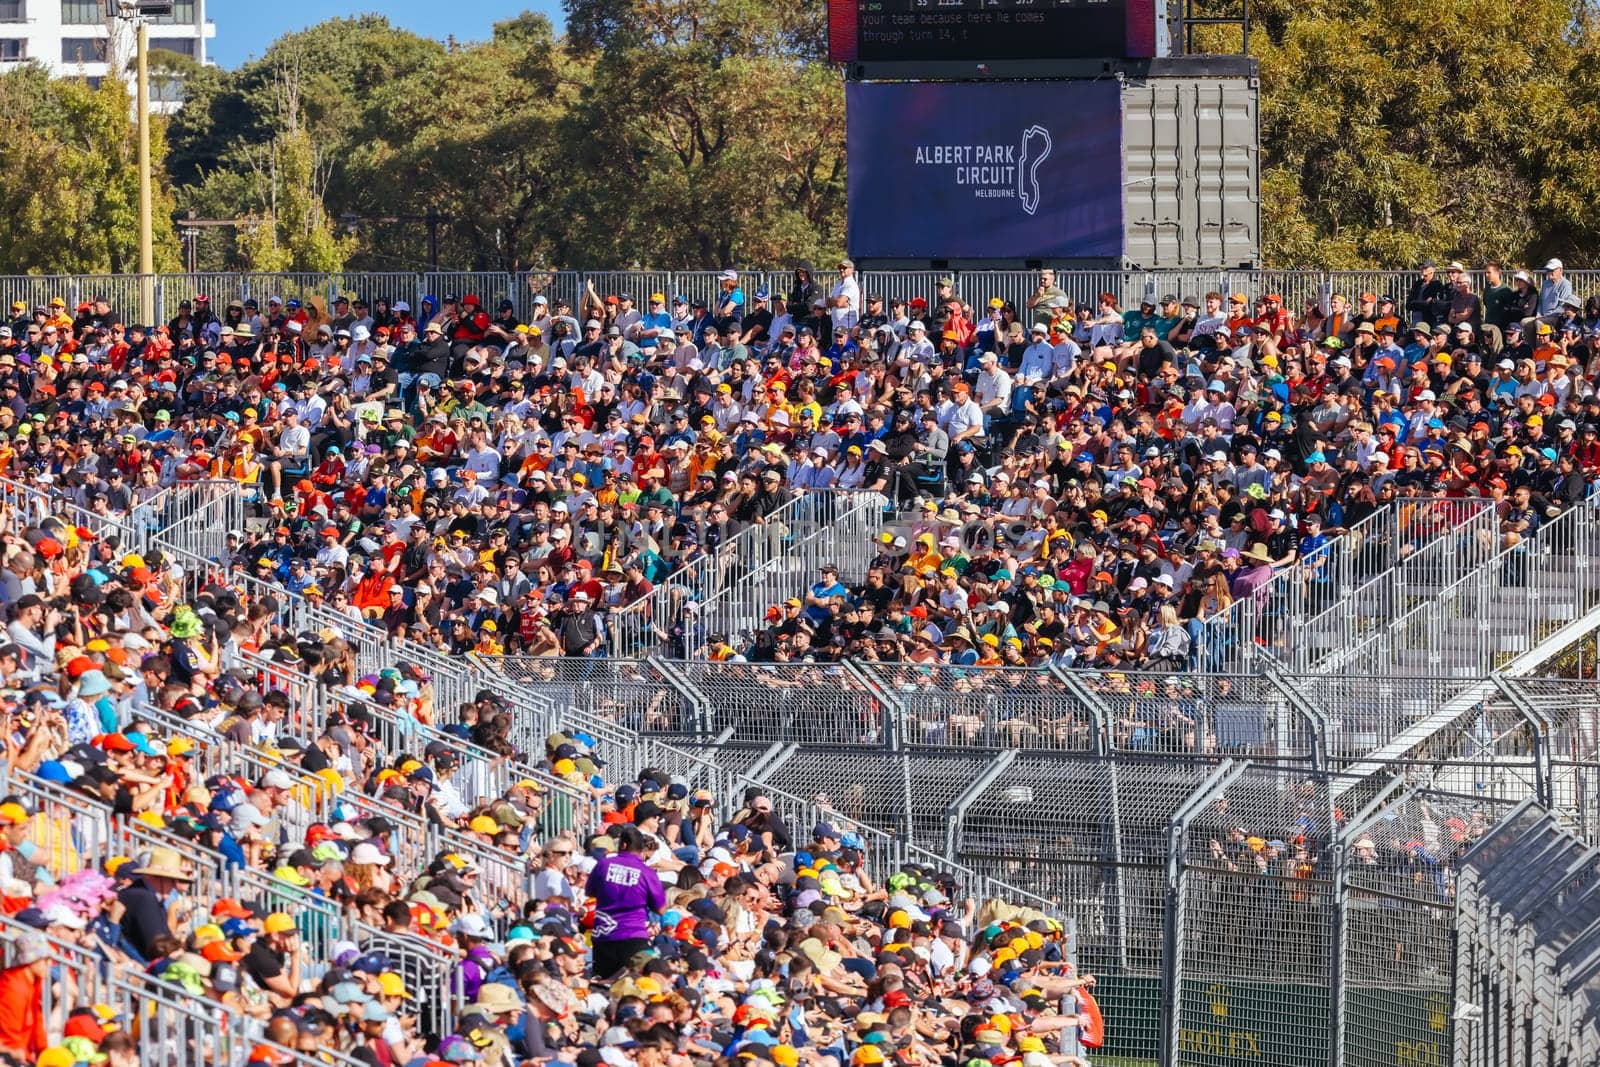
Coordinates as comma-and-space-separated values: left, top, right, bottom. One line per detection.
830, 275, 860, 331
1051, 337, 1082, 378
461, 444, 502, 480
975, 367, 1013, 411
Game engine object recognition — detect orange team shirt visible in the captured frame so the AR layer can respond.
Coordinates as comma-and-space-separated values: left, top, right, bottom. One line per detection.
352, 572, 393, 610
0, 965, 45, 1060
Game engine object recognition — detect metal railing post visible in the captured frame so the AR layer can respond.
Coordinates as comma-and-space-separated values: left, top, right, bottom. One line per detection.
1161, 759, 1247, 1067
651, 656, 713, 734
1264, 668, 1331, 771
1489, 675, 1556, 808
942, 750, 1015, 865
1051, 664, 1113, 756
840, 658, 902, 750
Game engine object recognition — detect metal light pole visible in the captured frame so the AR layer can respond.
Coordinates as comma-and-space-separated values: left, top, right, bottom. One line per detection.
114, 0, 169, 324
136, 17, 152, 325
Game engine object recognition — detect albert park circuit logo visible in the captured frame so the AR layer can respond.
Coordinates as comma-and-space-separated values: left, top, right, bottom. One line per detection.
911, 123, 1052, 215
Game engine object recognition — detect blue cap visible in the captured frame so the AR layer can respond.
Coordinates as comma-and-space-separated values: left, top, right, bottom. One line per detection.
1207, 379, 1227, 392
221, 918, 255, 938
1076, 452, 1097, 463
1542, 447, 1559, 461
1307, 451, 1326, 464
671, 294, 687, 304
36, 761, 71, 784
754, 287, 771, 300
351, 952, 388, 974
1426, 418, 1445, 429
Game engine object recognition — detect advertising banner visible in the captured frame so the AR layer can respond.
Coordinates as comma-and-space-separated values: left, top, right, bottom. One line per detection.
846, 80, 1125, 260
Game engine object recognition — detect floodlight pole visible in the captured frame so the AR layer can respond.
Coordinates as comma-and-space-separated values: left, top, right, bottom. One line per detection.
136, 18, 152, 326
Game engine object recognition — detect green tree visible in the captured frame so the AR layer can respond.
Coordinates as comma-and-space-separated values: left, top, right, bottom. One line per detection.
342, 14, 585, 272
558, 0, 846, 267
0, 66, 180, 274
1248, 0, 1579, 267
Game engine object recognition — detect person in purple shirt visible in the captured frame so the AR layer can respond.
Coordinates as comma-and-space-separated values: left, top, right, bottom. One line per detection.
1229, 542, 1276, 605
584, 824, 665, 978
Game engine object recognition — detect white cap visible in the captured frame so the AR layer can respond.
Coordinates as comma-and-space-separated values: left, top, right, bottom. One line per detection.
40, 904, 86, 930
908, 320, 926, 331
350, 842, 390, 866
478, 587, 499, 604
1417, 390, 1437, 401
1498, 358, 1516, 369
720, 269, 738, 281
1154, 573, 1175, 587
1545, 258, 1564, 271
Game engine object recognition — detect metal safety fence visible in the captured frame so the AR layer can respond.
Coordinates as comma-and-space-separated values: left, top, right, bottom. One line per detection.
1330, 489, 1600, 680
689, 490, 890, 657
34, 266, 1600, 330
1197, 497, 1501, 675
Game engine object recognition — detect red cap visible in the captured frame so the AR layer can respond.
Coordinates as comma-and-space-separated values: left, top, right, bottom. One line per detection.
209, 895, 252, 921
97, 733, 136, 752
201, 941, 244, 963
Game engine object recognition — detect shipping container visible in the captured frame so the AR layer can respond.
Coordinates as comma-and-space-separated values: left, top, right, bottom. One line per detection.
1122, 72, 1259, 269
847, 60, 1260, 271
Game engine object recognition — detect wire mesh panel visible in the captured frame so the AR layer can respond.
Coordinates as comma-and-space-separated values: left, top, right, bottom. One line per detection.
422, 271, 515, 311
957, 758, 1211, 1063
329, 271, 422, 312
1089, 671, 1321, 762
760, 748, 911, 838
1340, 790, 1517, 1067
492, 656, 697, 742
562, 270, 675, 315
519, 269, 585, 318
864, 662, 1099, 752
1513, 677, 1600, 841
1223, 269, 1327, 313
671, 660, 890, 746
855, 270, 945, 313
1282, 672, 1487, 768
1175, 766, 1336, 1067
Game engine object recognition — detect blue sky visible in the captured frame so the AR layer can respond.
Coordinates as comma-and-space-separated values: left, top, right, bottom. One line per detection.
206, 1, 565, 69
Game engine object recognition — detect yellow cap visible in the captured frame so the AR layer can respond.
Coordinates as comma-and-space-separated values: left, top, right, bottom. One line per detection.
378, 971, 413, 999
263, 912, 297, 934
469, 815, 500, 834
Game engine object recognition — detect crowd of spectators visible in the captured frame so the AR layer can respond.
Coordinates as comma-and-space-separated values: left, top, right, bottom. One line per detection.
0, 484, 1104, 1067
0, 263, 1595, 676
712, 259, 1600, 669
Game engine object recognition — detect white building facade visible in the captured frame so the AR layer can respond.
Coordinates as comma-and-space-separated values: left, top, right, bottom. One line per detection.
0, 0, 213, 111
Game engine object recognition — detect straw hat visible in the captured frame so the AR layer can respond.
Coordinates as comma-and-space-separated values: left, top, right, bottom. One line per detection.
132, 848, 195, 881
1240, 543, 1273, 565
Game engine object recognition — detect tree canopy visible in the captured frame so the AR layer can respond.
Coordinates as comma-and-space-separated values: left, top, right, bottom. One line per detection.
3, 0, 1600, 274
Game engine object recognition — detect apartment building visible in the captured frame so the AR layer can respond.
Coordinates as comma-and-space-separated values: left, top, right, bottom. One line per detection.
0, 0, 214, 111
